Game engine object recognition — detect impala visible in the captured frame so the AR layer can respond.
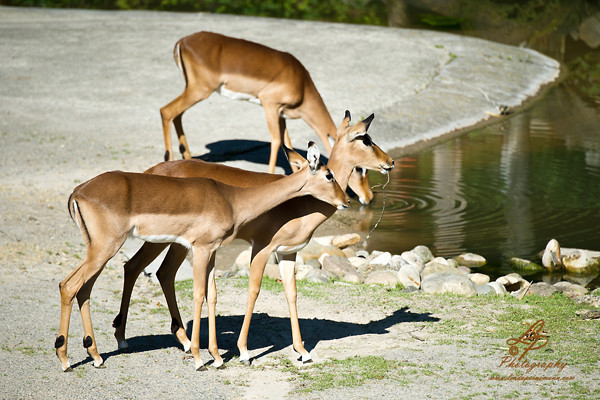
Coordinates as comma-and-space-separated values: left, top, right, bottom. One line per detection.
160, 31, 375, 204
55, 143, 348, 372
113, 111, 394, 364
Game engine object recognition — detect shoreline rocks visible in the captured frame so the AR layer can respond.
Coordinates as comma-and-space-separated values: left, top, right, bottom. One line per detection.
225, 235, 597, 300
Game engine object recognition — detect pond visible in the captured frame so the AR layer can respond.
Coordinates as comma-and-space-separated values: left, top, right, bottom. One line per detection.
362, 3, 600, 288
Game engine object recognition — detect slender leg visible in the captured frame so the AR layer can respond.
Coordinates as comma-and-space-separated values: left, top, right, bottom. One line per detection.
237, 244, 272, 364
77, 273, 104, 368
205, 255, 224, 368
190, 245, 212, 371
263, 104, 285, 173
160, 87, 212, 161
278, 254, 311, 363
155, 243, 191, 352
114, 242, 169, 350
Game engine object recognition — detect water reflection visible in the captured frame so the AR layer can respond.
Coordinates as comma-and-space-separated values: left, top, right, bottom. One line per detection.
365, 85, 600, 286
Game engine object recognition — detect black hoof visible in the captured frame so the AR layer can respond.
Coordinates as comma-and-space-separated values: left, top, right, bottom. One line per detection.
196, 365, 207, 372
64, 366, 73, 373
240, 359, 251, 367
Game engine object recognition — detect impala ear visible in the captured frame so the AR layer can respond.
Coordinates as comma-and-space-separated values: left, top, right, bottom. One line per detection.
336, 110, 352, 141
306, 141, 321, 174
283, 144, 307, 169
362, 113, 375, 131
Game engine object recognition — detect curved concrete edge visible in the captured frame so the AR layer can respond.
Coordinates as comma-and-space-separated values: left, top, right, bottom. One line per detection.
0, 7, 561, 178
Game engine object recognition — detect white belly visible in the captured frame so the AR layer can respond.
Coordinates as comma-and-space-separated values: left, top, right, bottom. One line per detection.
276, 242, 309, 255
217, 84, 262, 105
131, 227, 192, 249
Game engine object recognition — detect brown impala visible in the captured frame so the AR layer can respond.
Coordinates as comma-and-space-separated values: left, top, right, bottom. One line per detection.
114, 111, 394, 366
56, 143, 348, 372
160, 31, 376, 204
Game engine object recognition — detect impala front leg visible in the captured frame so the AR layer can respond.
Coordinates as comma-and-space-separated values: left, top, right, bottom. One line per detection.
237, 245, 271, 365
206, 255, 224, 369
190, 245, 213, 371
278, 253, 311, 363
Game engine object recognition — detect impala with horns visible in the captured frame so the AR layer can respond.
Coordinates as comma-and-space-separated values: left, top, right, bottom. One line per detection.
55, 143, 348, 372
160, 31, 375, 204
113, 111, 394, 365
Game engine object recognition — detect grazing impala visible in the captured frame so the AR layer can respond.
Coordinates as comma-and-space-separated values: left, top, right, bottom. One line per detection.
160, 31, 375, 204
113, 111, 394, 364
55, 143, 348, 372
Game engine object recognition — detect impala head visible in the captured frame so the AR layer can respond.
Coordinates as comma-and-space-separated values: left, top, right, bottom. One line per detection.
332, 111, 395, 204
284, 142, 349, 210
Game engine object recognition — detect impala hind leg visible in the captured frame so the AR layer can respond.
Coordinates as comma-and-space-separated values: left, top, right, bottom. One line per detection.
56, 246, 116, 371
263, 104, 287, 173
155, 243, 191, 352
114, 242, 169, 351
237, 245, 272, 365
278, 253, 311, 363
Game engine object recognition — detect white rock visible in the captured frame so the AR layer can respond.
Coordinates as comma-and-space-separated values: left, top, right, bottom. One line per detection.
468, 273, 490, 286
397, 264, 421, 288
421, 273, 477, 296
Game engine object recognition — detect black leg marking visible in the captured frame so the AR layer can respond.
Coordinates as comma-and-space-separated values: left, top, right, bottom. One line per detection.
55, 335, 65, 349
170, 318, 180, 335
179, 144, 187, 156
112, 312, 123, 328
83, 336, 93, 348
164, 150, 171, 162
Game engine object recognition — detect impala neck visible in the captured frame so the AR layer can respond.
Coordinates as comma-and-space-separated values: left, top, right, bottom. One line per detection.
326, 149, 353, 191
227, 169, 309, 225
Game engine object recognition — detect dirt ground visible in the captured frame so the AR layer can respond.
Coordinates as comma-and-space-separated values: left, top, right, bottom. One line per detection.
1, 6, 592, 400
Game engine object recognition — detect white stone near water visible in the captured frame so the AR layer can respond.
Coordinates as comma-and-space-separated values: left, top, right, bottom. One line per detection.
397, 264, 421, 288
421, 272, 477, 296
364, 270, 400, 286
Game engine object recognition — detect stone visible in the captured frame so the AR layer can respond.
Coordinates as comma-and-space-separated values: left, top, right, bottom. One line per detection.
355, 250, 370, 258
541, 239, 562, 270
457, 266, 471, 275
562, 249, 600, 274
347, 256, 367, 269
299, 239, 346, 261
304, 258, 322, 270
389, 255, 408, 271
295, 264, 314, 281
397, 264, 421, 288
496, 273, 528, 292
487, 281, 508, 296
342, 247, 356, 258
322, 255, 357, 277
553, 281, 588, 298
368, 251, 392, 266
468, 273, 490, 286
510, 257, 544, 274
421, 272, 477, 296
475, 284, 495, 296
401, 251, 425, 271
264, 263, 281, 281
364, 270, 400, 286
322, 255, 362, 283
421, 259, 457, 279
526, 282, 559, 297
412, 245, 434, 263
453, 253, 486, 268
331, 233, 361, 248
234, 248, 252, 270
305, 269, 333, 283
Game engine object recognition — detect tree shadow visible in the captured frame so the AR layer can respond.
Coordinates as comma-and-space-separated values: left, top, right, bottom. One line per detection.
194, 139, 330, 175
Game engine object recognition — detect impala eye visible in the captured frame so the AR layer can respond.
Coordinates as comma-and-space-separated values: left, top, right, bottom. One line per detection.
325, 170, 335, 181
362, 134, 373, 146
